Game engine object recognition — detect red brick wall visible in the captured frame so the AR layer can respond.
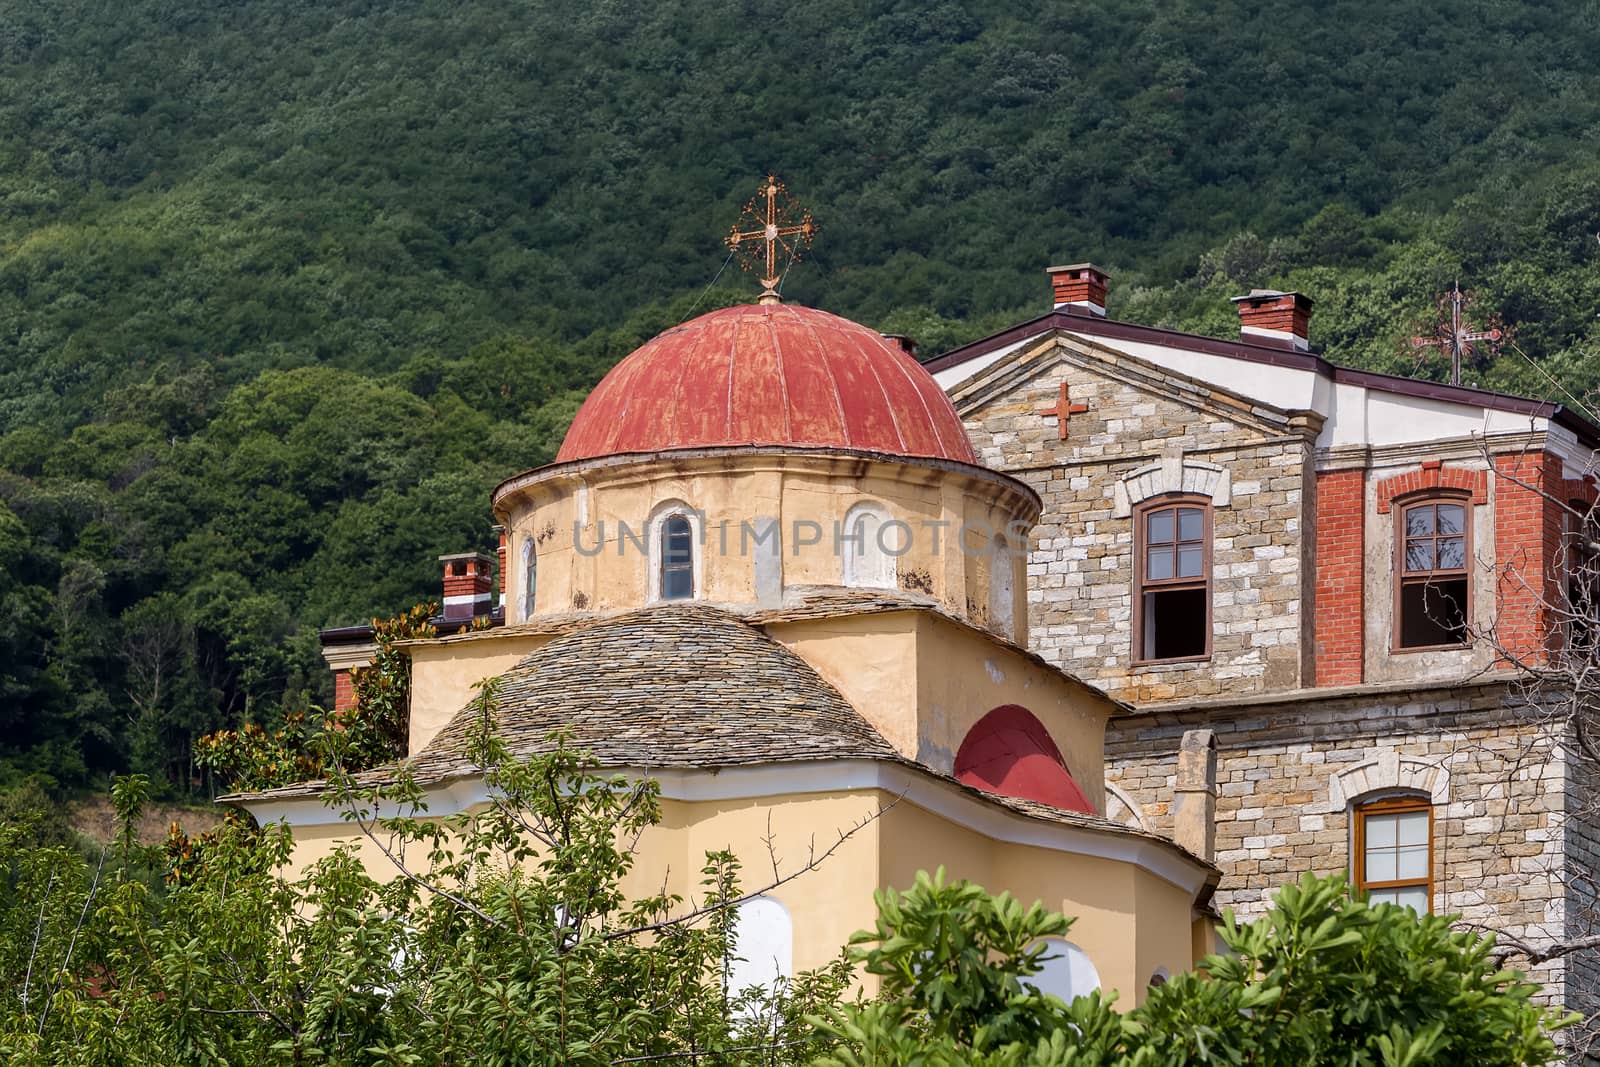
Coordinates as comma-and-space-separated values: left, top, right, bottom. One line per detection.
333, 668, 356, 713
1492, 452, 1564, 666
1239, 305, 1308, 336
1373, 461, 1487, 513
1313, 468, 1365, 686
1050, 268, 1107, 308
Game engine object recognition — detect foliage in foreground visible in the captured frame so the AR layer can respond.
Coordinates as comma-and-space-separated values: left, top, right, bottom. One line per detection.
194, 601, 438, 794
814, 868, 1573, 1067
2, 685, 851, 1065
0, 683, 1574, 1065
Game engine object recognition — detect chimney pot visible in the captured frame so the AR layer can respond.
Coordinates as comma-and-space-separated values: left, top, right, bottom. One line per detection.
1046, 263, 1109, 317
438, 551, 496, 623
1231, 289, 1314, 351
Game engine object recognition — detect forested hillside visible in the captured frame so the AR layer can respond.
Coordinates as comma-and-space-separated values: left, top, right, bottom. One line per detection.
4, 0, 1600, 794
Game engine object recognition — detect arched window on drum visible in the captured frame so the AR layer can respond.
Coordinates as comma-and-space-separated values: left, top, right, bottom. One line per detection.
521, 537, 537, 620
842, 502, 896, 589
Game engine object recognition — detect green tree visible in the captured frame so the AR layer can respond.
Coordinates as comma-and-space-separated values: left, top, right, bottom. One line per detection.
814, 871, 1572, 1067
3, 687, 854, 1065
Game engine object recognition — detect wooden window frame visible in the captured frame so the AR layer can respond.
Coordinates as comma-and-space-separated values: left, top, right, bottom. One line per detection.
1132, 494, 1213, 665
1392, 492, 1473, 653
1352, 794, 1434, 911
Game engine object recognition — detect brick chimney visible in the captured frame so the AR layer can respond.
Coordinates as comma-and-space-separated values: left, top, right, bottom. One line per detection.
439, 551, 495, 623
881, 333, 917, 358
1046, 263, 1109, 317
1231, 289, 1313, 351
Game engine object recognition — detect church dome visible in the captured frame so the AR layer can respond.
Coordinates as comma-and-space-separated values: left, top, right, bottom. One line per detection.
556, 303, 979, 465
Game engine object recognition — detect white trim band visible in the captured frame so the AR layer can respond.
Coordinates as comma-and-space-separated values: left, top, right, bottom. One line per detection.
237, 759, 1214, 895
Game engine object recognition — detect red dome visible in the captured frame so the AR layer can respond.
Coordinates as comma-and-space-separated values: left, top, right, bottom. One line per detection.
556, 303, 978, 465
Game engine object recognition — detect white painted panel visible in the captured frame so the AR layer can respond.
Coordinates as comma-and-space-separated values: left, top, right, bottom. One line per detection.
1024, 937, 1100, 1002
728, 896, 793, 996
933, 338, 1033, 389
1076, 335, 1324, 413
842, 502, 896, 589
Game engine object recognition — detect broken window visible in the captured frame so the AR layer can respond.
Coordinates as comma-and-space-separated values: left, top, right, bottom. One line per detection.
1135, 499, 1210, 662
1395, 498, 1469, 649
660, 514, 695, 600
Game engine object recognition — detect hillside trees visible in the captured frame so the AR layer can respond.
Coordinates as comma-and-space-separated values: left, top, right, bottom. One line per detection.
4, 0, 1600, 796
0, 341, 591, 793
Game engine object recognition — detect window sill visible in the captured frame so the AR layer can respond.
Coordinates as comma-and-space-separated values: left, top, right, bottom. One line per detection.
1131, 654, 1213, 669
1388, 642, 1471, 655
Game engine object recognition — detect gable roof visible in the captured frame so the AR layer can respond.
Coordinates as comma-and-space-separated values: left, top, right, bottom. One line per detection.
925, 308, 1600, 445
945, 330, 1308, 440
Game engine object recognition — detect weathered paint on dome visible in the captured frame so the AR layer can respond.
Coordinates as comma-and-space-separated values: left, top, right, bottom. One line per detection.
954, 704, 1095, 815
556, 303, 979, 465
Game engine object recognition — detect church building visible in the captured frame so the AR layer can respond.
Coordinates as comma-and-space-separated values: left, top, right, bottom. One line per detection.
243, 239, 1599, 1017
234, 292, 1220, 1006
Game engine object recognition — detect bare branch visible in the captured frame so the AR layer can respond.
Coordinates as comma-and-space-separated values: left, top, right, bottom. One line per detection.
605, 796, 898, 942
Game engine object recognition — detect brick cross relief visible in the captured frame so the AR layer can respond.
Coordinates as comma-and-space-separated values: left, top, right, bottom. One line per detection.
1039, 382, 1089, 440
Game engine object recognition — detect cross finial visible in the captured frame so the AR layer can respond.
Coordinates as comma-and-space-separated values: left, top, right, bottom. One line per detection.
1408, 280, 1504, 386
726, 174, 817, 305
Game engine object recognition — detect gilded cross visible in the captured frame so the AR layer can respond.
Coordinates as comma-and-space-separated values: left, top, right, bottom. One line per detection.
726, 175, 817, 304
1039, 382, 1089, 439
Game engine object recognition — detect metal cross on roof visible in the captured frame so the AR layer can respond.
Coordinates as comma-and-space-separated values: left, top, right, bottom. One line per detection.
726, 174, 817, 305
1409, 281, 1504, 386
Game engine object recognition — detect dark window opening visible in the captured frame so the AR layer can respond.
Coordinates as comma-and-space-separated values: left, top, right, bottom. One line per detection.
1396, 498, 1470, 650
661, 515, 694, 600
1135, 499, 1211, 662
1142, 587, 1208, 659
1571, 577, 1597, 655
1398, 579, 1467, 648
1566, 501, 1599, 657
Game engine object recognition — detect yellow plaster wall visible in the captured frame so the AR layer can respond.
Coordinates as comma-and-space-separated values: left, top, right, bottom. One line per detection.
407, 634, 555, 754
765, 613, 1113, 810
252, 785, 885, 985
763, 615, 922, 758
252, 781, 1200, 1007
495, 453, 1035, 640
914, 615, 1112, 812
666, 790, 884, 978
878, 799, 1197, 1007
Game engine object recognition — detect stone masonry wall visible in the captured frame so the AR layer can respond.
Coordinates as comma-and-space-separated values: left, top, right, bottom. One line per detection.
1105, 681, 1572, 1005
1565, 727, 1600, 1054
958, 342, 1318, 703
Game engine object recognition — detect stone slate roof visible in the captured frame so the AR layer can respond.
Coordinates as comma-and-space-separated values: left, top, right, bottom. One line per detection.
222, 599, 1176, 868
404, 602, 899, 780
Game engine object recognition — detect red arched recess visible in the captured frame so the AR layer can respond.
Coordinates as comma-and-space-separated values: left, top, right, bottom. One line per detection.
953, 705, 1094, 814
